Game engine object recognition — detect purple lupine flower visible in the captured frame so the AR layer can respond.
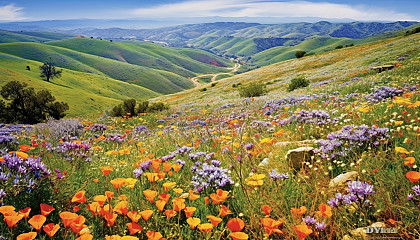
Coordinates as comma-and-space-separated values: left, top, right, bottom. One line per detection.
245, 143, 254, 150
407, 194, 414, 200
315, 221, 326, 231
133, 168, 144, 178
302, 216, 317, 225
412, 185, 420, 196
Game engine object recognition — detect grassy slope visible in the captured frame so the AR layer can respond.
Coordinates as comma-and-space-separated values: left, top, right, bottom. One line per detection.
0, 42, 194, 94
0, 55, 159, 117
47, 38, 232, 77
155, 33, 420, 107
0, 30, 73, 43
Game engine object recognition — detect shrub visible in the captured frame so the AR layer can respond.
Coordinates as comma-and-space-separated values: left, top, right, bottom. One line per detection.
110, 104, 123, 117
123, 98, 136, 116
239, 82, 267, 98
148, 102, 169, 112
287, 77, 310, 92
0, 81, 69, 123
295, 51, 306, 58
200, 88, 207, 92
211, 82, 217, 87
335, 45, 344, 49
137, 100, 149, 114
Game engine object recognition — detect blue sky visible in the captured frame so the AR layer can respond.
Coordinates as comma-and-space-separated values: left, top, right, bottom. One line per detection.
0, 0, 419, 22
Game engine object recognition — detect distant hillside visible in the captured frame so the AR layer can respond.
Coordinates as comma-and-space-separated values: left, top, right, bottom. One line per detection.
0, 30, 74, 43
155, 32, 420, 108
0, 37, 233, 94
0, 55, 159, 117
47, 38, 231, 78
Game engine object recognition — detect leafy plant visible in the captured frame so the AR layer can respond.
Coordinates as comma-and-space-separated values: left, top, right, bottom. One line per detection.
287, 77, 310, 92
295, 51, 306, 58
239, 82, 267, 98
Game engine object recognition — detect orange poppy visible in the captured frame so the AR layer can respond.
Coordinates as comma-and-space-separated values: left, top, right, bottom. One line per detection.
28, 214, 46, 231
261, 205, 272, 215
19, 145, 31, 152
127, 211, 142, 223
158, 193, 171, 203
198, 223, 213, 232
110, 178, 127, 190
114, 201, 128, 215
406, 171, 420, 183
16, 232, 37, 240
219, 205, 232, 217
204, 197, 210, 205
157, 171, 166, 180
75, 234, 93, 240
154, 200, 166, 212
261, 217, 283, 236
184, 207, 196, 218
70, 215, 86, 234
165, 209, 177, 219
59, 211, 78, 227
291, 206, 307, 216
210, 189, 229, 204
14, 151, 28, 160
100, 166, 114, 176
293, 224, 313, 239
145, 173, 159, 182
172, 198, 186, 212
207, 215, 222, 227
118, 195, 128, 201
0, 205, 15, 216
163, 182, 176, 192
43, 223, 60, 238
152, 160, 161, 172
163, 162, 172, 172
404, 157, 415, 167
146, 231, 163, 240
72, 191, 87, 203
94, 195, 107, 207
227, 218, 245, 232
19, 207, 31, 219
316, 204, 332, 218
143, 189, 158, 203
74, 206, 80, 212
187, 217, 201, 229
229, 232, 249, 240
87, 202, 100, 216
127, 222, 143, 235
40, 204, 55, 216
140, 210, 153, 221
4, 213, 23, 228
100, 204, 113, 216
105, 191, 115, 201
189, 190, 200, 201
172, 163, 182, 172
104, 212, 118, 226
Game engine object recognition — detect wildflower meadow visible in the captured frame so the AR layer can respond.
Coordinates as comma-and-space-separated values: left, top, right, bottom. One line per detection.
0, 35, 419, 240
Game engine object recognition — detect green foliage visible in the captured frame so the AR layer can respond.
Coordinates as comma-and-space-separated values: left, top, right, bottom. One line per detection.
295, 50, 306, 58
122, 98, 136, 116
148, 102, 169, 112
0, 81, 69, 123
200, 88, 207, 92
137, 100, 149, 114
238, 81, 267, 98
211, 82, 217, 87
406, 26, 420, 35
335, 45, 344, 49
110, 104, 123, 117
287, 77, 310, 92
39, 61, 62, 82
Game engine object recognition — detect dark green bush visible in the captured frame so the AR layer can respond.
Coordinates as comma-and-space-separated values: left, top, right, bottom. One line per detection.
137, 100, 149, 114
295, 51, 306, 58
200, 88, 207, 92
148, 102, 169, 112
123, 98, 136, 116
239, 82, 267, 98
335, 45, 344, 49
0, 81, 68, 123
287, 77, 310, 92
211, 82, 217, 87
110, 104, 123, 117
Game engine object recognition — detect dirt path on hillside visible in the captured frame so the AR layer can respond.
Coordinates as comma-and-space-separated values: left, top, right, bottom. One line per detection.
189, 63, 241, 88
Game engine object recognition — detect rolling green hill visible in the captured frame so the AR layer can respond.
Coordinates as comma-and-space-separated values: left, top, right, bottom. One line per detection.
155, 32, 420, 108
0, 42, 197, 94
47, 38, 232, 77
0, 55, 159, 117
0, 30, 74, 43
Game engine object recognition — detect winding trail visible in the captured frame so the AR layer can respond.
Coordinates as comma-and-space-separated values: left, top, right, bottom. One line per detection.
189, 63, 241, 88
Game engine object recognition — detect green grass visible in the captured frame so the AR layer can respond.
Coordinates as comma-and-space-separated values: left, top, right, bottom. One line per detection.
0, 56, 159, 117
0, 30, 73, 43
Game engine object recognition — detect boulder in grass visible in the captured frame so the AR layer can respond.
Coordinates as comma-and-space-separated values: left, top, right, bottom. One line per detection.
329, 171, 358, 189
285, 147, 314, 170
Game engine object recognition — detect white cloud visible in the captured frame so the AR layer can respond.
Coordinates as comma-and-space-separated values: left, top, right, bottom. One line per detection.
131, 0, 417, 21
0, 4, 25, 21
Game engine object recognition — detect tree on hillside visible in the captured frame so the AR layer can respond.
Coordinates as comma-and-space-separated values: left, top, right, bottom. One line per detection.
40, 61, 62, 82
295, 51, 306, 59
0, 81, 69, 123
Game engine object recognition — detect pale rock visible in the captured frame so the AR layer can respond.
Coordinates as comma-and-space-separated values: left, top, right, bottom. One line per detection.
329, 171, 359, 188
258, 158, 270, 167
285, 147, 314, 169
